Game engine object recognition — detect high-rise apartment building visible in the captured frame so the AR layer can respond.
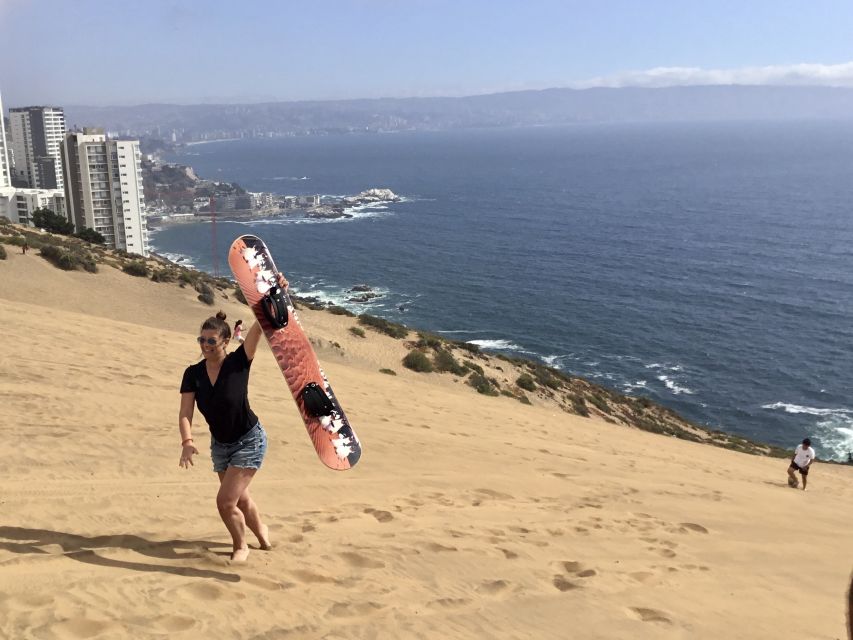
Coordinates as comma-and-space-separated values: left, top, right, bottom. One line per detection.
62, 128, 149, 256
9, 106, 66, 189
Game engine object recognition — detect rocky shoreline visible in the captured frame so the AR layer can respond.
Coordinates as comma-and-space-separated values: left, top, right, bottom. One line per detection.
306, 188, 403, 219
149, 188, 403, 225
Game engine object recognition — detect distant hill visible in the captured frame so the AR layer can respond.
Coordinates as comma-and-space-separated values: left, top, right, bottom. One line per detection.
64, 85, 853, 142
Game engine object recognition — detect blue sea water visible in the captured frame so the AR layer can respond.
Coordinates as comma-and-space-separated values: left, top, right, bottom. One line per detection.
152, 122, 853, 460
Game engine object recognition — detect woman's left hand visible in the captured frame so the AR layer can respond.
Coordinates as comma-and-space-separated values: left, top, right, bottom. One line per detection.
277, 272, 289, 290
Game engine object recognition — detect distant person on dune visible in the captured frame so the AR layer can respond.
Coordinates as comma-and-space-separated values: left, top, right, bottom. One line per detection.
233, 319, 244, 343
787, 438, 816, 491
177, 274, 287, 562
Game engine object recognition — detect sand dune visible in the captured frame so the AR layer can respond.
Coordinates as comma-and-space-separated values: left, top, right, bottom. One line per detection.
1, 244, 852, 639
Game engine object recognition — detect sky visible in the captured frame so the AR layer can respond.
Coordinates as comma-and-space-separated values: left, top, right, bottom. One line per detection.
1, 0, 853, 106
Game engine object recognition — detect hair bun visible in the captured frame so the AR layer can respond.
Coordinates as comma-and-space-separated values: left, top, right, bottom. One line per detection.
216, 311, 227, 321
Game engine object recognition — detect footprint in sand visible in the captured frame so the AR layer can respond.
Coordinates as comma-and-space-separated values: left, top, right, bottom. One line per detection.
184, 582, 245, 601
552, 575, 581, 591
48, 618, 119, 638
428, 597, 470, 609
477, 580, 509, 595
363, 508, 394, 523
580, 502, 604, 510
327, 601, 383, 618
426, 542, 457, 553
474, 488, 515, 500
679, 522, 709, 534
557, 561, 598, 578
629, 571, 656, 583
291, 569, 337, 584
627, 607, 672, 624
498, 548, 518, 559
550, 560, 598, 591
242, 576, 295, 591
339, 552, 385, 569
153, 615, 197, 632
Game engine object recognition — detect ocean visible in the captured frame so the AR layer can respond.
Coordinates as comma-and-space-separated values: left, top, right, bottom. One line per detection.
151, 122, 853, 460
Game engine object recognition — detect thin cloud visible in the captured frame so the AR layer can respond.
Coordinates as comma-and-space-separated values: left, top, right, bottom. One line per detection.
576, 62, 853, 89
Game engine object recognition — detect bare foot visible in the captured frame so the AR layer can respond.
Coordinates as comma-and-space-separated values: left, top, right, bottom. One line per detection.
231, 546, 250, 562
258, 524, 272, 550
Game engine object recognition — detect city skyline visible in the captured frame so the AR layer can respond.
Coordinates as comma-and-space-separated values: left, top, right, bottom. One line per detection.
1, 0, 853, 106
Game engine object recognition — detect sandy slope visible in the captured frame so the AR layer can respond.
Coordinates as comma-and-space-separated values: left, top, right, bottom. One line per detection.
1, 245, 852, 640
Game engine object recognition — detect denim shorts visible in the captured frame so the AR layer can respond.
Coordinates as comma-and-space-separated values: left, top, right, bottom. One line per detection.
211, 423, 267, 473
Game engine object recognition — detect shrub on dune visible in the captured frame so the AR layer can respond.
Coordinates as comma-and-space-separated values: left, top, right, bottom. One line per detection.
403, 349, 434, 372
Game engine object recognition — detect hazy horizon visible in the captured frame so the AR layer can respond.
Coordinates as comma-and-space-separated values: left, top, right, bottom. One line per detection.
39, 80, 853, 110
1, 0, 853, 107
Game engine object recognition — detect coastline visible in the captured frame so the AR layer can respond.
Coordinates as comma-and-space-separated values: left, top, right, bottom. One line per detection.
153, 127, 853, 462
145, 216, 853, 461
0, 220, 792, 459
183, 137, 244, 147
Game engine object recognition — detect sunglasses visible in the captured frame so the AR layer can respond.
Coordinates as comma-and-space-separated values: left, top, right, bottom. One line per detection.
197, 337, 220, 346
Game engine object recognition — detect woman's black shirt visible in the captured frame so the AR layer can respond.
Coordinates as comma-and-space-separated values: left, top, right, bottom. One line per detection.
180, 344, 258, 443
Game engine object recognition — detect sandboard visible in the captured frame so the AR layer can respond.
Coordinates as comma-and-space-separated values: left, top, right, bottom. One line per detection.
228, 234, 361, 470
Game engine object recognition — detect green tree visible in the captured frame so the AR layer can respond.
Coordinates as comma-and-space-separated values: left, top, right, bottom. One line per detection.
74, 227, 106, 245
32, 208, 74, 235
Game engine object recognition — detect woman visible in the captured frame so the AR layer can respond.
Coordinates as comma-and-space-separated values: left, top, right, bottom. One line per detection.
233, 319, 244, 343
178, 277, 285, 561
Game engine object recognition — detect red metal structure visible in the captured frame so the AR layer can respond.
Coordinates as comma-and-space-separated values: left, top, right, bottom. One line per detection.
209, 195, 219, 277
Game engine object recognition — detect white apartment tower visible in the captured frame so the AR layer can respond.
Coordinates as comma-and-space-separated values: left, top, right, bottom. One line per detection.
62, 128, 149, 256
9, 106, 66, 189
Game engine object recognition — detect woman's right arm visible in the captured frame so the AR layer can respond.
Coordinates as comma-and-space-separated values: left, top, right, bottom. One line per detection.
179, 392, 199, 468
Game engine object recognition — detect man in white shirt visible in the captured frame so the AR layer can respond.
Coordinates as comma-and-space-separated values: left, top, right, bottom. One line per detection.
787, 438, 816, 490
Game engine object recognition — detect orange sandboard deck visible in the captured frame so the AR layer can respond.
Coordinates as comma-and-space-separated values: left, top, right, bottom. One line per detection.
228, 234, 362, 470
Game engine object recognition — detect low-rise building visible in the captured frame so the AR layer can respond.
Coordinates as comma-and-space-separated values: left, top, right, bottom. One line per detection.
297, 194, 320, 207
0, 187, 66, 226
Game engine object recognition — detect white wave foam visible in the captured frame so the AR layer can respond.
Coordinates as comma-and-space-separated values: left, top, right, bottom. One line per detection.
467, 339, 523, 351
820, 425, 853, 460
761, 402, 853, 416
157, 251, 196, 268
294, 283, 390, 312
762, 402, 853, 460
657, 375, 695, 395
646, 362, 683, 372
622, 380, 649, 393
